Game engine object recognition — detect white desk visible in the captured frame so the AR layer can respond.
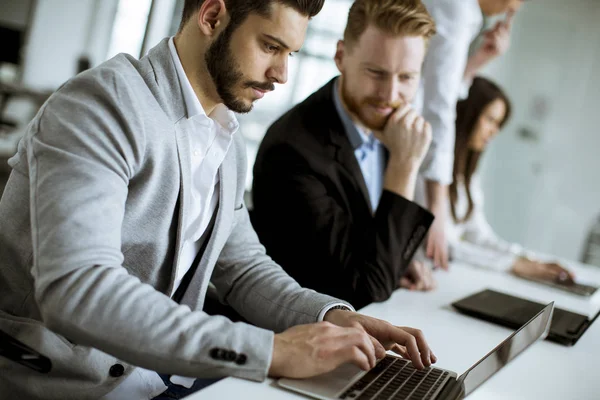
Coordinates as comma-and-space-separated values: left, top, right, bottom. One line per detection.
185, 261, 600, 400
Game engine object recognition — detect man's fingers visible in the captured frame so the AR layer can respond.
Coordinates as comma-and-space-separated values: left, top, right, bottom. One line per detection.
382, 326, 426, 369
346, 327, 377, 369
413, 115, 425, 136
413, 263, 427, 291
418, 264, 432, 291
369, 335, 387, 360
424, 122, 432, 144
391, 104, 412, 123
401, 333, 424, 369
430, 350, 438, 364
345, 346, 372, 371
390, 344, 409, 359
400, 276, 415, 290
399, 327, 433, 368
402, 109, 419, 131
335, 327, 376, 371
423, 263, 437, 291
412, 261, 425, 289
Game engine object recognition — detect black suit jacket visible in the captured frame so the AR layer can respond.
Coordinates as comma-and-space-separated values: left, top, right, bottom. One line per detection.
251, 78, 434, 309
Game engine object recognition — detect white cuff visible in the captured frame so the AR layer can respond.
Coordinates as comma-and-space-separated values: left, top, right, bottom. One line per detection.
317, 302, 355, 322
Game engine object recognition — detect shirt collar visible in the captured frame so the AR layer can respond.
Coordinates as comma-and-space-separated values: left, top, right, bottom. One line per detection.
168, 37, 239, 134
332, 77, 374, 150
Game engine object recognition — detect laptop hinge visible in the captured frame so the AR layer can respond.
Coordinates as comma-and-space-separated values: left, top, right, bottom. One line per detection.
436, 378, 465, 400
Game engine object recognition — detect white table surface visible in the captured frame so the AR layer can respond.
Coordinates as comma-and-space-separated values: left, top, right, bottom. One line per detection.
185, 261, 600, 400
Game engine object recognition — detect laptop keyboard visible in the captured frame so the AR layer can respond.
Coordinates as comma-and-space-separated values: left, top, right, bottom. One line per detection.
338, 355, 450, 400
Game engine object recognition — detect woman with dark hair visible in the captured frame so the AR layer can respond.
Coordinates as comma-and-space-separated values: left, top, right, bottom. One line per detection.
447, 76, 574, 282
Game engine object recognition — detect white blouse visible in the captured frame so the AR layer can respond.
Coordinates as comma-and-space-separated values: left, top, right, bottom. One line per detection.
446, 175, 522, 271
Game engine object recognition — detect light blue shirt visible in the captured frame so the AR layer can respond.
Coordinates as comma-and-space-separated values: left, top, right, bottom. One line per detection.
332, 78, 386, 211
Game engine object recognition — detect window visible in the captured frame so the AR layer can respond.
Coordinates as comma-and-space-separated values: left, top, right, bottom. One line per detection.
106, 0, 153, 59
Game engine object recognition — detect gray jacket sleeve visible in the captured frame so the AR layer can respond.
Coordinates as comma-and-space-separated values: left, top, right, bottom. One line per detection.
212, 202, 350, 333
210, 133, 352, 333
24, 70, 312, 382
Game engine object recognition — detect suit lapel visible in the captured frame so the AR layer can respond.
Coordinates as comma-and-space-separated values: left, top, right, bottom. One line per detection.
330, 129, 373, 213
313, 78, 373, 213
166, 118, 194, 294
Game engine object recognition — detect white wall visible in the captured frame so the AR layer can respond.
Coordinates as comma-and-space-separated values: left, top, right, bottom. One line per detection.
21, 0, 119, 91
479, 0, 600, 261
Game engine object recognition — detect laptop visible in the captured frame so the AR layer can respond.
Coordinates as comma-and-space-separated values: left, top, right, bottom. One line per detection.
278, 302, 553, 400
452, 289, 600, 346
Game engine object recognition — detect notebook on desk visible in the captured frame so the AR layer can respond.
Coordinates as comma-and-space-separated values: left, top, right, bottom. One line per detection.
452, 289, 600, 346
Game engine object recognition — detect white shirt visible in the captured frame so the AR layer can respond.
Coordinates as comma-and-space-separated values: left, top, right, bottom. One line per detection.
171, 41, 239, 293
446, 175, 523, 272
103, 37, 238, 400
415, 0, 484, 185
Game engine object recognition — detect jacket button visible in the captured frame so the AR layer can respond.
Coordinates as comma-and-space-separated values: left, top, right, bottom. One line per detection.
236, 354, 247, 365
209, 348, 221, 360
225, 351, 237, 361
109, 364, 125, 377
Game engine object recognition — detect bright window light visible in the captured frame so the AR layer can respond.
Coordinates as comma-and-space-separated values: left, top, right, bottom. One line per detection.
106, 0, 153, 59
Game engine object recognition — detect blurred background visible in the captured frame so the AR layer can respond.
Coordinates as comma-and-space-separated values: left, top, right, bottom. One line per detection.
1, 0, 600, 265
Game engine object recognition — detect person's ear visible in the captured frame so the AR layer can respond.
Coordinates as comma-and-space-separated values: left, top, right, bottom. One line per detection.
196, 0, 228, 36
334, 40, 346, 73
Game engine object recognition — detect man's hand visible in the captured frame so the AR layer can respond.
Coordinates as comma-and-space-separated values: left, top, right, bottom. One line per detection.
512, 258, 576, 284
376, 106, 432, 200
400, 260, 437, 291
269, 311, 437, 379
269, 321, 384, 378
464, 10, 515, 81
479, 17, 512, 58
324, 310, 436, 370
375, 106, 432, 168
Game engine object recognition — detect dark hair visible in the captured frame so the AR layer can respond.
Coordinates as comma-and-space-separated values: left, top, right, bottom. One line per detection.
179, 0, 325, 32
450, 77, 512, 223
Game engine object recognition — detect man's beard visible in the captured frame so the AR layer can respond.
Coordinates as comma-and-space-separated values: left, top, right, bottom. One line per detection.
340, 77, 402, 131
205, 26, 274, 114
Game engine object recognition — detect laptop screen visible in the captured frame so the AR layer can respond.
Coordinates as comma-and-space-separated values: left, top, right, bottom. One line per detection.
459, 302, 553, 396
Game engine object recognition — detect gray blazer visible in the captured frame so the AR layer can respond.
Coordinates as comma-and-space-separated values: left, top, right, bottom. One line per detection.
0, 38, 346, 400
